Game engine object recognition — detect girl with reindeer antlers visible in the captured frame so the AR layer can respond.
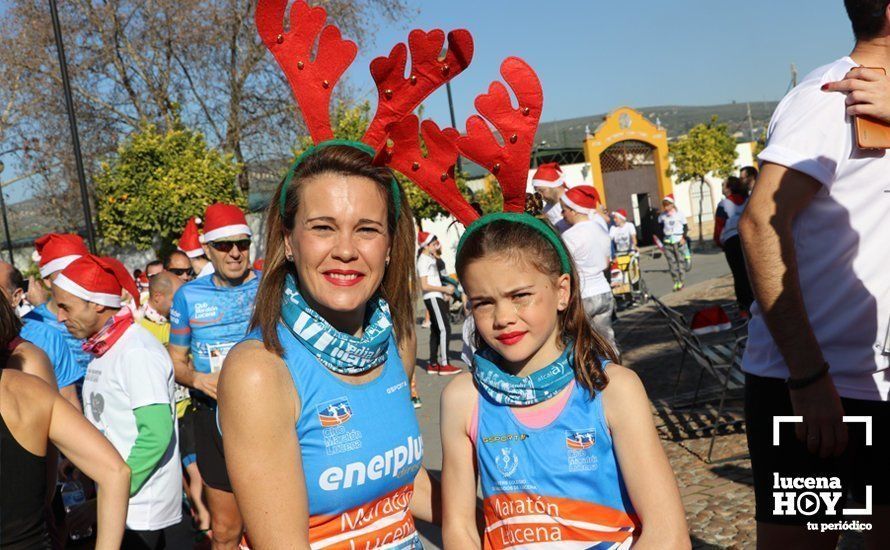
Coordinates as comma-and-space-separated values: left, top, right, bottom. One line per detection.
218, 0, 472, 546
378, 28, 689, 550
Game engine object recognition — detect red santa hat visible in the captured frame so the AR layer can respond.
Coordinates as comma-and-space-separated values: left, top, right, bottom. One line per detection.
690, 305, 732, 335
662, 194, 676, 204
560, 185, 601, 218
613, 208, 628, 221
199, 203, 252, 243
177, 217, 204, 258
54, 255, 140, 309
531, 162, 565, 189
417, 231, 436, 248
33, 233, 89, 278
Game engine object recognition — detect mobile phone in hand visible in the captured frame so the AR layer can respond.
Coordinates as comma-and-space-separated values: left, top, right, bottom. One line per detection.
853, 67, 890, 149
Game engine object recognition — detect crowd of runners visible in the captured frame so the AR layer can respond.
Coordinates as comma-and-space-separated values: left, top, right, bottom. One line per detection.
1, 1, 889, 549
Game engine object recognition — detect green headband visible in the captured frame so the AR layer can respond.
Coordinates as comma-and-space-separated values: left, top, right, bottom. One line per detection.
457, 212, 572, 274
278, 139, 401, 222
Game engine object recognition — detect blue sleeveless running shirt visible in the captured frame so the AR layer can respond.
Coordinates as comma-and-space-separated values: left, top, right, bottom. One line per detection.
169, 274, 258, 380
24, 304, 90, 379
476, 364, 638, 549
244, 325, 423, 549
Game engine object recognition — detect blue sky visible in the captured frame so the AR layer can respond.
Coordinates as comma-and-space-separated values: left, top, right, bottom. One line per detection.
0, 0, 855, 202
352, 0, 853, 125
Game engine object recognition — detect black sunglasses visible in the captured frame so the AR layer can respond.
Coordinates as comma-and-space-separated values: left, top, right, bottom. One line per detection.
167, 267, 194, 277
209, 239, 251, 253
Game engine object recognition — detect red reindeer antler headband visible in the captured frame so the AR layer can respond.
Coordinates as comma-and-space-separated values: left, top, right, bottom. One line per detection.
257, 0, 473, 149
378, 57, 542, 226
379, 56, 570, 272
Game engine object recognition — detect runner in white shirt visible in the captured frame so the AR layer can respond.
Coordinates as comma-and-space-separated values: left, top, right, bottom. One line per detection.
531, 162, 571, 233
739, 9, 890, 543
52, 255, 180, 546
416, 231, 460, 375
657, 194, 691, 291
609, 208, 638, 255
560, 186, 617, 353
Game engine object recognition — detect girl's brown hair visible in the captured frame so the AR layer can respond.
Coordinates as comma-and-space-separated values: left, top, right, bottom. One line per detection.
456, 220, 618, 397
251, 145, 416, 355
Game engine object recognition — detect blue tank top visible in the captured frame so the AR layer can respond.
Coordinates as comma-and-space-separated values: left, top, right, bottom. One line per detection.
24, 304, 91, 377
243, 325, 423, 549
169, 274, 258, 377
476, 367, 638, 549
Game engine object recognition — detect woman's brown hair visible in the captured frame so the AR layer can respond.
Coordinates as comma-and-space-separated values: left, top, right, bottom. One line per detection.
0, 293, 22, 351
251, 145, 416, 356
456, 220, 618, 397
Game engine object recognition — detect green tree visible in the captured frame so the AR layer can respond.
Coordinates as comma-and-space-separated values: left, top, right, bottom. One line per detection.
668, 116, 737, 242
95, 122, 244, 253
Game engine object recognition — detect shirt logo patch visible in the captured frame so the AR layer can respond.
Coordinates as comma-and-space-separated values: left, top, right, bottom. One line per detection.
317, 397, 353, 427
565, 429, 595, 450
566, 428, 598, 472
192, 302, 220, 322
482, 433, 528, 444
496, 447, 520, 478
89, 392, 105, 423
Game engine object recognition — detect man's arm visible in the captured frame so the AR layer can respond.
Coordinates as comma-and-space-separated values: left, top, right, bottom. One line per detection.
169, 344, 217, 399
168, 287, 218, 398
738, 161, 848, 458
126, 404, 174, 495
60, 384, 82, 413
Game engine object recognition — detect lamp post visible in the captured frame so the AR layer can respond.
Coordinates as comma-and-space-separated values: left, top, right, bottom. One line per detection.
0, 151, 17, 263
445, 80, 463, 177
49, 0, 97, 253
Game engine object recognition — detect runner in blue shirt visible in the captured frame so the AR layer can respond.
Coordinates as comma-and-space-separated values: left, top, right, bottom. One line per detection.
24, 302, 91, 377
168, 203, 257, 549
0, 255, 86, 413
20, 320, 80, 388
21, 233, 92, 382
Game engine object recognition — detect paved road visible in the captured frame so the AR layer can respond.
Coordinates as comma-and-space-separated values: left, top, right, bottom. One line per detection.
636, 241, 731, 299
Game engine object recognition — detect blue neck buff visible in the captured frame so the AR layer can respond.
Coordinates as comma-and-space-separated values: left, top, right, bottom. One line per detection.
280, 273, 392, 374
472, 344, 575, 406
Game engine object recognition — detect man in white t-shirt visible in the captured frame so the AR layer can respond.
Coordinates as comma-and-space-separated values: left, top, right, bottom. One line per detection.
609, 209, 637, 255
531, 162, 571, 233
738, 3, 890, 544
53, 255, 180, 547
560, 186, 617, 353
416, 231, 460, 375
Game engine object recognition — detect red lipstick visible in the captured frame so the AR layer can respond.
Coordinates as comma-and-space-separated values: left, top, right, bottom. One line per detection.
323, 269, 365, 287
496, 331, 527, 346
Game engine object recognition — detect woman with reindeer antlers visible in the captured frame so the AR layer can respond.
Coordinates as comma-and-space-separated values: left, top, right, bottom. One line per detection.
217, 0, 474, 546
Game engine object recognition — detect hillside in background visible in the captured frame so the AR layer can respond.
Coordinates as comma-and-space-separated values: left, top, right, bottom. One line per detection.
534, 100, 778, 150
5, 101, 779, 245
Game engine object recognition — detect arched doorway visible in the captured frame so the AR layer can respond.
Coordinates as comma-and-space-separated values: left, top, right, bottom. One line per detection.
583, 107, 672, 245
599, 140, 661, 245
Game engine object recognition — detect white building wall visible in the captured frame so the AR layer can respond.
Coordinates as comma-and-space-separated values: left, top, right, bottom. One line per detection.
671, 142, 755, 223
